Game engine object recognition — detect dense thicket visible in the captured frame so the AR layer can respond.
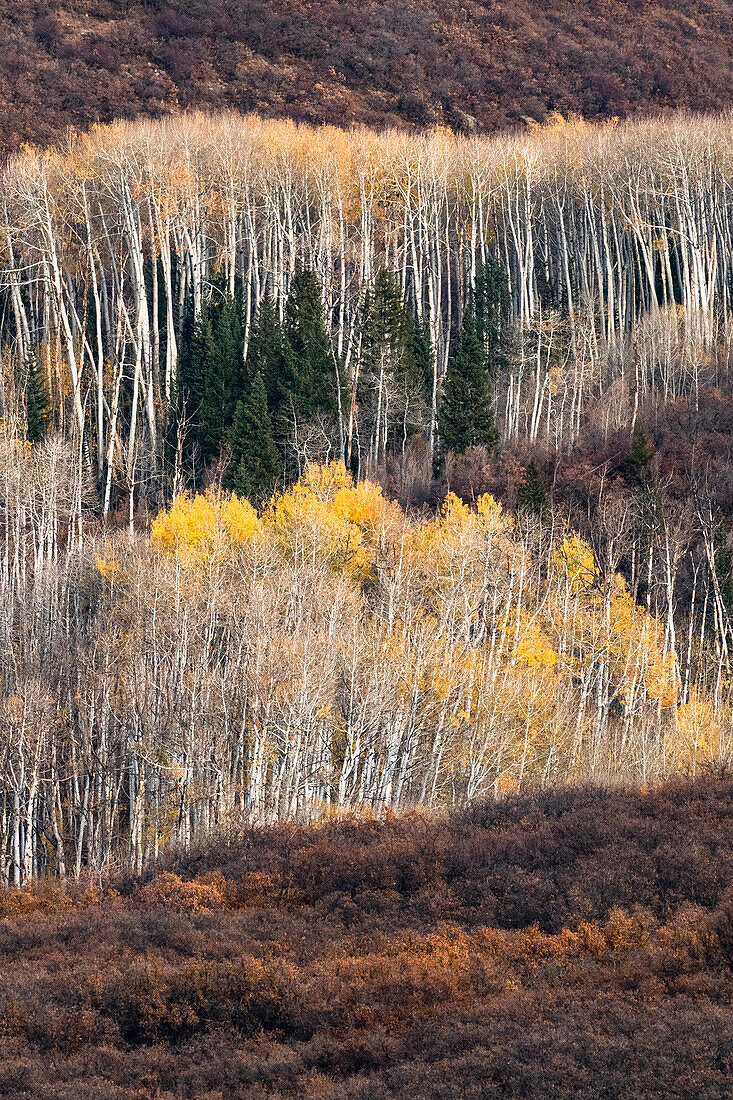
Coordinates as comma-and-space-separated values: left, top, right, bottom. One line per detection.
3, 112, 733, 882
1, 780, 733, 1098
0, 456, 721, 885
3, 0, 733, 151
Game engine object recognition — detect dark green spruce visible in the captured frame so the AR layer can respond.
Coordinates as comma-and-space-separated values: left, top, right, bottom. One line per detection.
225, 371, 282, 506
624, 426, 655, 484
198, 295, 244, 464
245, 288, 288, 422
475, 256, 510, 377
24, 350, 51, 444
438, 293, 499, 460
360, 270, 425, 457
282, 270, 338, 425
518, 458, 547, 517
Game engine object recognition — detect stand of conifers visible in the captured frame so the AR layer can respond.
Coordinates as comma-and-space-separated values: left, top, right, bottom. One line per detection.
1, 111, 733, 885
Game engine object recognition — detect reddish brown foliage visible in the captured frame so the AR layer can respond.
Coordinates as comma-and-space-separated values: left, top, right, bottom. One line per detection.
3, 0, 733, 151
2, 779, 733, 1097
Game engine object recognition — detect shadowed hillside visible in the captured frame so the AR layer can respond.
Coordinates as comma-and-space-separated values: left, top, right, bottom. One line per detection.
1, 779, 733, 1098
4, 0, 733, 149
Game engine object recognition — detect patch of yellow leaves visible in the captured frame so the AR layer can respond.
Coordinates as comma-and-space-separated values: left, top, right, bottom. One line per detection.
151, 490, 259, 565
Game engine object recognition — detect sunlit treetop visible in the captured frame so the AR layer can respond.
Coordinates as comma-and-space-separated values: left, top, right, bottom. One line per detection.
151, 490, 259, 566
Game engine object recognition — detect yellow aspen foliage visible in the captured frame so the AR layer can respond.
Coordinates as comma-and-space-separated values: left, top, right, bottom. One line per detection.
332, 479, 400, 535
476, 492, 513, 534
94, 553, 121, 582
551, 535, 596, 592
265, 465, 374, 582
641, 650, 678, 708
222, 494, 260, 544
671, 688, 720, 771
151, 490, 259, 565
151, 492, 219, 557
432, 492, 513, 551
440, 491, 471, 530
511, 611, 558, 670
606, 576, 678, 707
299, 460, 354, 500
143, 464, 700, 794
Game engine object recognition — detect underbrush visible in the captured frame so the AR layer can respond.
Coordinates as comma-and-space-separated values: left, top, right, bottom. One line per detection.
1, 779, 733, 1098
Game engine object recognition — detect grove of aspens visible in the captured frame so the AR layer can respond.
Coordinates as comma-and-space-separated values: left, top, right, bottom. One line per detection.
0, 110, 732, 888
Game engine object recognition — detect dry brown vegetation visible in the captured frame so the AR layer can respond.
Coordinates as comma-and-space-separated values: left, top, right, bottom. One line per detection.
3, 0, 733, 151
1, 778, 733, 1098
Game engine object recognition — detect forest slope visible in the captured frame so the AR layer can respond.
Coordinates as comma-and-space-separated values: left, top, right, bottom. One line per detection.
1, 779, 733, 1098
4, 0, 733, 150
4, 114, 733, 882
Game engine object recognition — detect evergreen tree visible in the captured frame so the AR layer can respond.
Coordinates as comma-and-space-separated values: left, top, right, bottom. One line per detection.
214, 294, 244, 392
438, 295, 499, 459
518, 458, 547, 517
360, 270, 425, 456
171, 309, 214, 481
475, 257, 510, 376
282, 270, 338, 423
624, 426, 655, 483
177, 311, 211, 427
198, 295, 244, 463
225, 371, 282, 506
362, 271, 413, 362
245, 288, 287, 417
24, 350, 50, 443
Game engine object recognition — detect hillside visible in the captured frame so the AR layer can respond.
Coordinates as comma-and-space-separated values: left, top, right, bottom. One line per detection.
3, 114, 733, 882
2, 780, 733, 1098
4, 0, 733, 150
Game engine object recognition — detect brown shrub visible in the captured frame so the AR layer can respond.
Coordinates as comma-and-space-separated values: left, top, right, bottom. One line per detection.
1, 779, 733, 1097
133, 871, 226, 912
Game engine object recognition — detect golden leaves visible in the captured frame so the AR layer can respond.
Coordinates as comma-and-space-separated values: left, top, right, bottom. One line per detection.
222, 494, 260, 544
552, 535, 596, 592
94, 553, 121, 582
151, 490, 259, 566
152, 464, 391, 584
145, 463, 704, 786
267, 464, 374, 583
511, 612, 558, 671
669, 687, 721, 771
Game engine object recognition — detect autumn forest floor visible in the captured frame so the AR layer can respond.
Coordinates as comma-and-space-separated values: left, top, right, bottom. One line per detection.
2, 778, 733, 1098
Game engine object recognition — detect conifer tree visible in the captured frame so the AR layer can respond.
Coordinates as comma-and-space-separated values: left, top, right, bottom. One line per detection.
518, 458, 547, 517
226, 372, 282, 506
624, 426, 655, 483
438, 295, 499, 459
245, 288, 287, 418
198, 296, 244, 463
282, 270, 337, 423
475, 257, 510, 377
360, 270, 424, 457
363, 271, 413, 360
24, 350, 50, 443
177, 312, 212, 428
171, 310, 215, 482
